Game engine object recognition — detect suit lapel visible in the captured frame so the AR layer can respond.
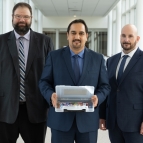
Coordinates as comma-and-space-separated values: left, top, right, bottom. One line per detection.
25, 30, 38, 78
111, 53, 121, 85
119, 48, 142, 85
7, 31, 19, 77
62, 47, 76, 84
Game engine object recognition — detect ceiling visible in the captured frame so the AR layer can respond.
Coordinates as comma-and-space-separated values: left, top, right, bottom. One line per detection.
31, 0, 120, 17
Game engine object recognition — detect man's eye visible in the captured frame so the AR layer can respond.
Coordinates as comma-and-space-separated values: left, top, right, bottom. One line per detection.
80, 33, 84, 35
24, 16, 29, 19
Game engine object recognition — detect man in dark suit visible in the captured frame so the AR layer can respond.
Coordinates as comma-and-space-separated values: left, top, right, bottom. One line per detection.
39, 19, 110, 143
0, 2, 53, 143
99, 24, 143, 143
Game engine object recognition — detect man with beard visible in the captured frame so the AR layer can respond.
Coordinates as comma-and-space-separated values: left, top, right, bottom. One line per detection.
0, 2, 53, 143
99, 24, 143, 143
39, 19, 110, 143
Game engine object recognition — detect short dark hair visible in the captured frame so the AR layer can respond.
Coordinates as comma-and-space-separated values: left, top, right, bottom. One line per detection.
67, 19, 88, 34
12, 2, 32, 15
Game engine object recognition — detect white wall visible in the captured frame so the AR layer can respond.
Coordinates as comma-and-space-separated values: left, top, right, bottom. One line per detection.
3, 0, 14, 33
43, 16, 108, 30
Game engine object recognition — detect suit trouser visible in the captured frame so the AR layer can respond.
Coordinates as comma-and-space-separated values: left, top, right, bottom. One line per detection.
51, 118, 97, 143
0, 103, 47, 143
108, 122, 143, 143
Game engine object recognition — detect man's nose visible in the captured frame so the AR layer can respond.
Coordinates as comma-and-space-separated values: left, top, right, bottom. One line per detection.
75, 34, 80, 39
123, 37, 129, 42
19, 17, 25, 21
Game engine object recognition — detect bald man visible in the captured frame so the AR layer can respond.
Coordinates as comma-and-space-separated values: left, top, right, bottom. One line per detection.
99, 24, 143, 143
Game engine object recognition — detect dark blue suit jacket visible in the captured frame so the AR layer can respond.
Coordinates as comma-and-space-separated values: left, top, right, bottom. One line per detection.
39, 46, 110, 133
100, 48, 143, 132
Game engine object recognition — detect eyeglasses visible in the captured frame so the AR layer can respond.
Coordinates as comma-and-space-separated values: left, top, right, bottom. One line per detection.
13, 15, 32, 20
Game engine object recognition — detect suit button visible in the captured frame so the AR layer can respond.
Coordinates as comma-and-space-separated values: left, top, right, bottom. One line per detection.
117, 89, 120, 92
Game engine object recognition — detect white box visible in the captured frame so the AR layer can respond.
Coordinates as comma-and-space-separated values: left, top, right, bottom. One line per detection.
55, 86, 94, 112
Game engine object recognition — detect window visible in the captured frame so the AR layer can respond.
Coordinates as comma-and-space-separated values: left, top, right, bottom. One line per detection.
121, 0, 136, 25
34, 8, 38, 31
0, 0, 3, 34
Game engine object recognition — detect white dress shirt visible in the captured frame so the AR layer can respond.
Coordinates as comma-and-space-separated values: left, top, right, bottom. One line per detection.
116, 47, 138, 79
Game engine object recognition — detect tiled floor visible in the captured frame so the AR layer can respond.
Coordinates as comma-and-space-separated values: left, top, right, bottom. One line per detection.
17, 127, 110, 143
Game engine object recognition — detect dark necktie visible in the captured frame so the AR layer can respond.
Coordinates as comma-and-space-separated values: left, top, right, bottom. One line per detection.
19, 37, 26, 102
117, 55, 128, 83
73, 55, 80, 84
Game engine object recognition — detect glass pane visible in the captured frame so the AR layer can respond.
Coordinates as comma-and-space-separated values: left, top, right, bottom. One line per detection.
122, 0, 126, 14
59, 32, 68, 48
93, 32, 107, 55
98, 32, 107, 55
44, 31, 56, 48
0, 0, 2, 34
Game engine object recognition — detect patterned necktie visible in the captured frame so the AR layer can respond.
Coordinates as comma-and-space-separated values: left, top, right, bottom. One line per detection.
73, 55, 80, 84
19, 37, 26, 102
117, 55, 128, 84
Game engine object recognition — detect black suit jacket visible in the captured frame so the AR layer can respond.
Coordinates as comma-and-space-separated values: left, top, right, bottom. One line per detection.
0, 29, 53, 123
100, 48, 143, 132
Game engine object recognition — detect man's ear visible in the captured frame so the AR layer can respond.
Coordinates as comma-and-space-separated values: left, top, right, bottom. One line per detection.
137, 35, 140, 42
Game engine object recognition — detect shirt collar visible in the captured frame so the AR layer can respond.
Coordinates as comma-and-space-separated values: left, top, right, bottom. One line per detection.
14, 29, 30, 41
121, 47, 138, 58
70, 48, 85, 58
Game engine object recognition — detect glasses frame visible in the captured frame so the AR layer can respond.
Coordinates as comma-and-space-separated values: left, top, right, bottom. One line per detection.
13, 14, 32, 20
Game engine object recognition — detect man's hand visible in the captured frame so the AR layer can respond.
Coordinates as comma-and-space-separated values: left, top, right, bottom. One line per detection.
91, 95, 98, 107
140, 122, 143, 135
99, 119, 106, 130
51, 93, 58, 108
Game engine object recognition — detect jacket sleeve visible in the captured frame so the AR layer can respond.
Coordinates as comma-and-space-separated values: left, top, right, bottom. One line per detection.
99, 59, 109, 119
39, 52, 54, 105
94, 56, 110, 106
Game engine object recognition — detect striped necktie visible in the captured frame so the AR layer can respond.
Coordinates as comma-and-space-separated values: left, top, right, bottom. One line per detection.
19, 37, 26, 102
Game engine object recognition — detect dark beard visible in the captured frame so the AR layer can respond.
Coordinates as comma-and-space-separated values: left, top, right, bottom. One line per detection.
121, 41, 136, 51
13, 21, 31, 35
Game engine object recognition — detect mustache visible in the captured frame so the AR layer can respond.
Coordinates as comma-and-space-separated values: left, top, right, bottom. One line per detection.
73, 39, 81, 42
18, 22, 26, 25
123, 42, 131, 44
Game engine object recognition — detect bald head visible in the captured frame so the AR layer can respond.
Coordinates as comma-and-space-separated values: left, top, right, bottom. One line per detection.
120, 24, 140, 54
121, 24, 138, 36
